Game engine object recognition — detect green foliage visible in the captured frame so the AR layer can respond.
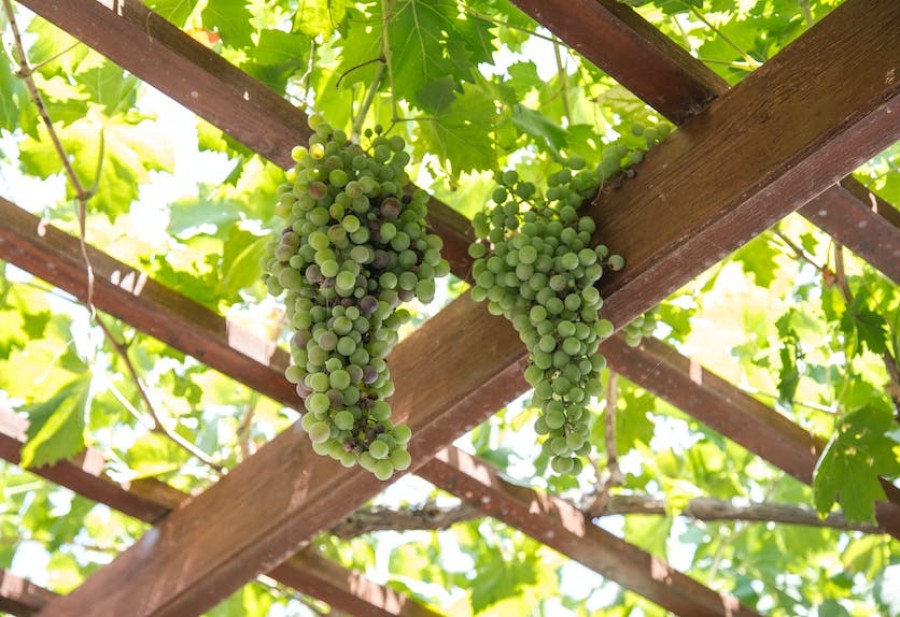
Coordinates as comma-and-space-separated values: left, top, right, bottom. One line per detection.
0, 0, 896, 615
814, 406, 900, 522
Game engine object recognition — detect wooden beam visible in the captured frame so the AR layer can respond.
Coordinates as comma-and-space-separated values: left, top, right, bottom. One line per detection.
12, 1, 899, 614
418, 449, 759, 617
799, 180, 900, 283
510, 0, 899, 283
507, 0, 729, 123
590, 0, 900, 325
601, 335, 900, 538
0, 198, 297, 409
0, 408, 442, 617
15, 0, 474, 279
0, 570, 56, 617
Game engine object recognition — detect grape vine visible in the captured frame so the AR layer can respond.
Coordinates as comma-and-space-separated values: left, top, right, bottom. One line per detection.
265, 116, 449, 480
469, 129, 664, 475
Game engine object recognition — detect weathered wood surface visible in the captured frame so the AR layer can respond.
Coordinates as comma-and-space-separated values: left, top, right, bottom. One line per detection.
0, 408, 441, 617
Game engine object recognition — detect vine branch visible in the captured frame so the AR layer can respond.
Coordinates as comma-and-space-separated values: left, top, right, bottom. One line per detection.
588, 372, 624, 516
95, 315, 224, 474
2, 0, 96, 311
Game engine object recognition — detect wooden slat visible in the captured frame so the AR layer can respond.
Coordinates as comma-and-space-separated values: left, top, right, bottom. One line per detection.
417, 449, 758, 617
600, 336, 900, 537
0, 570, 56, 617
507, 0, 729, 122
590, 0, 899, 325
0, 198, 296, 409
799, 180, 900, 283
15, 0, 474, 279
10, 1, 899, 615
510, 0, 900, 283
0, 408, 442, 617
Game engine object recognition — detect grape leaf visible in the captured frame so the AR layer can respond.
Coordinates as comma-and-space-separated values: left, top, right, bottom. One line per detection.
414, 82, 496, 174
293, 0, 347, 38
19, 107, 173, 220
511, 104, 566, 158
813, 406, 900, 522
20, 375, 92, 468
0, 46, 37, 135
733, 234, 779, 287
840, 290, 888, 356
145, 0, 200, 26
201, 0, 253, 48
469, 545, 537, 613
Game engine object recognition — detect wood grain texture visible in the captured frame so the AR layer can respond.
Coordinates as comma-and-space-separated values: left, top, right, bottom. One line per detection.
0, 570, 56, 617
0, 408, 441, 617
592, 0, 900, 326
16, 0, 474, 280
0, 198, 296, 408
418, 449, 760, 617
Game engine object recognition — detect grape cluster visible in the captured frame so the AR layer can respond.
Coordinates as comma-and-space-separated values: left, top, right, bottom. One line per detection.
621, 309, 658, 348
468, 161, 625, 475
265, 116, 449, 480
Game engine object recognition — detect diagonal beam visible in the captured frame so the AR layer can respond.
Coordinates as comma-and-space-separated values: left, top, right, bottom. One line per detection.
418, 448, 759, 617
0, 203, 790, 615
601, 336, 900, 538
511, 0, 900, 283
798, 179, 900, 283
507, 0, 729, 122
8, 0, 899, 614
0, 570, 56, 617
14, 0, 474, 278
0, 408, 442, 617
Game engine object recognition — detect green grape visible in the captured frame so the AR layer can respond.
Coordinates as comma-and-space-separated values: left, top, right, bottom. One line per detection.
467, 145, 639, 476
265, 117, 450, 479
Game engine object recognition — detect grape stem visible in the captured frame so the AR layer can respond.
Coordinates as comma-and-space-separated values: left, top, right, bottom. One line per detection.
351, 60, 386, 141
587, 371, 623, 516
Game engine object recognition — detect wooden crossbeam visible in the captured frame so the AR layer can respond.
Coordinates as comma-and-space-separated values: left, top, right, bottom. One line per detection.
15, 0, 474, 278
0, 408, 442, 617
0, 570, 56, 616
511, 0, 900, 283
0, 203, 760, 616
798, 180, 900, 283
418, 449, 759, 617
601, 336, 900, 538
3, 0, 895, 614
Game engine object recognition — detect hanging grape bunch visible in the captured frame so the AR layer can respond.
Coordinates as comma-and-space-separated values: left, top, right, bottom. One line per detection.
265, 116, 450, 480
468, 137, 655, 475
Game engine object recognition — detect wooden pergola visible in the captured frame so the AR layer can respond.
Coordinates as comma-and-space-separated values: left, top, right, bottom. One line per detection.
0, 0, 898, 615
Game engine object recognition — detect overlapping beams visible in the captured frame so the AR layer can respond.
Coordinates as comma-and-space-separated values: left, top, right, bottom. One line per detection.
510, 0, 900, 284
4, 0, 898, 614
0, 408, 441, 617
0, 200, 759, 616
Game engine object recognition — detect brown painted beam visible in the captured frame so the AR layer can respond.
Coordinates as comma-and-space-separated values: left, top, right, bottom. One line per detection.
10, 0, 900, 614
0, 408, 442, 617
507, 0, 729, 123
418, 449, 758, 617
589, 0, 899, 325
601, 335, 900, 538
799, 180, 900, 283
15, 0, 473, 279
0, 197, 296, 409
510, 0, 900, 283
0, 570, 56, 617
